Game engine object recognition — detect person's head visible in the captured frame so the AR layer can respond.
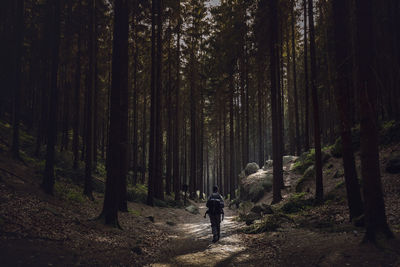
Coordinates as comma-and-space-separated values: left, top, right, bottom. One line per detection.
213, 185, 219, 193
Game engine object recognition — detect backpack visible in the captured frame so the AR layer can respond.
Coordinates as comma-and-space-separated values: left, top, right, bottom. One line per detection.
207, 194, 224, 215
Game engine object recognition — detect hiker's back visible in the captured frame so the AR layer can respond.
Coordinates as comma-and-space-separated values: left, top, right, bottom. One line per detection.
206, 193, 224, 215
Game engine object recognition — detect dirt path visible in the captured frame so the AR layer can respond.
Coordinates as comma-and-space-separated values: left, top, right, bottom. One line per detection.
150, 203, 255, 267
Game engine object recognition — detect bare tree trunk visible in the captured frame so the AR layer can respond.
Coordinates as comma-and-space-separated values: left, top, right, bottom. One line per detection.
303, 0, 310, 152
173, 0, 181, 200
147, 0, 157, 206
308, 0, 323, 202
332, 0, 363, 221
100, 0, 129, 225
84, 0, 96, 200
291, 0, 301, 156
270, 0, 282, 204
229, 76, 235, 199
42, 0, 61, 195
11, 0, 24, 159
73, 24, 82, 170
355, 0, 393, 242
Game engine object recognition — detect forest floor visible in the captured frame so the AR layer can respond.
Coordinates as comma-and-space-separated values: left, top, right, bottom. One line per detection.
1, 122, 400, 266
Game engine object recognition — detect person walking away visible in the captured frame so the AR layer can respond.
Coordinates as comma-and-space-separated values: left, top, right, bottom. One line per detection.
205, 185, 224, 243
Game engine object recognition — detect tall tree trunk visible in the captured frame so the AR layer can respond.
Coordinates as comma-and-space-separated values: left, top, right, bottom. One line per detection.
229, 76, 235, 199
303, 0, 310, 152
291, 0, 301, 156
332, 0, 364, 221
189, 46, 197, 198
132, 5, 139, 186
154, 0, 164, 200
165, 26, 172, 196
99, 0, 129, 225
257, 58, 264, 167
147, 0, 157, 206
42, 0, 61, 195
84, 0, 96, 200
355, 0, 393, 242
93, 23, 99, 170
11, 0, 24, 159
173, 0, 181, 201
73, 26, 82, 170
270, 0, 282, 204
308, 0, 323, 202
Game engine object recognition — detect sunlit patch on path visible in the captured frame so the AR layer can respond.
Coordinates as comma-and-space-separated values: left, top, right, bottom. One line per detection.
150, 204, 251, 267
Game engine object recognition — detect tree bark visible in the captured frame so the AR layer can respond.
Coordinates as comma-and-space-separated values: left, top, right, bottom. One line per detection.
84, 0, 96, 200
355, 0, 393, 242
291, 0, 301, 156
270, 0, 282, 204
173, 0, 181, 201
303, 0, 310, 152
42, 0, 61, 195
308, 0, 323, 202
332, 0, 364, 221
99, 0, 129, 226
11, 0, 24, 159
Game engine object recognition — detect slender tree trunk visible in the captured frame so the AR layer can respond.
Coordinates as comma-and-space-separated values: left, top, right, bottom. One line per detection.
270, 0, 282, 204
147, 0, 157, 206
99, 0, 129, 225
141, 85, 147, 185
42, 0, 61, 195
73, 27, 82, 170
189, 46, 197, 198
291, 0, 301, 156
132, 6, 139, 186
11, 0, 24, 159
303, 0, 310, 152
84, 0, 96, 200
257, 58, 264, 167
308, 0, 323, 202
229, 76, 235, 199
332, 0, 364, 221
165, 26, 172, 196
154, 0, 164, 200
173, 0, 181, 201
355, 0, 393, 242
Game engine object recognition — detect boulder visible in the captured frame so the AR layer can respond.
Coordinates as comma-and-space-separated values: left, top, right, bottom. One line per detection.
386, 154, 400, 174
240, 170, 273, 202
283, 155, 298, 165
263, 160, 273, 170
245, 162, 260, 176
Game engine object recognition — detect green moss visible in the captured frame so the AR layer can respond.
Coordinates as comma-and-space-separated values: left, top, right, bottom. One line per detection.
66, 190, 84, 203
292, 150, 315, 174
335, 180, 345, 189
242, 213, 293, 234
281, 193, 314, 214
126, 184, 148, 203
295, 166, 314, 193
129, 209, 141, 216
54, 182, 84, 203
95, 162, 107, 177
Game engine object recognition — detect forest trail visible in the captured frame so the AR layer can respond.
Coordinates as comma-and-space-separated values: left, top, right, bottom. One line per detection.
151, 203, 253, 267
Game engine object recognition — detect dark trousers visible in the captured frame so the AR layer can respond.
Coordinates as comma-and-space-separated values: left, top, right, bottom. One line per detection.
209, 214, 221, 238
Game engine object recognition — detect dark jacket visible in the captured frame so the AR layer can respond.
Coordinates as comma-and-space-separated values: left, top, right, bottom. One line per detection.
206, 193, 224, 215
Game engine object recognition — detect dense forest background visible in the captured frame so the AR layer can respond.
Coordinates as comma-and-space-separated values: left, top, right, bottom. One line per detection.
1, 0, 400, 248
